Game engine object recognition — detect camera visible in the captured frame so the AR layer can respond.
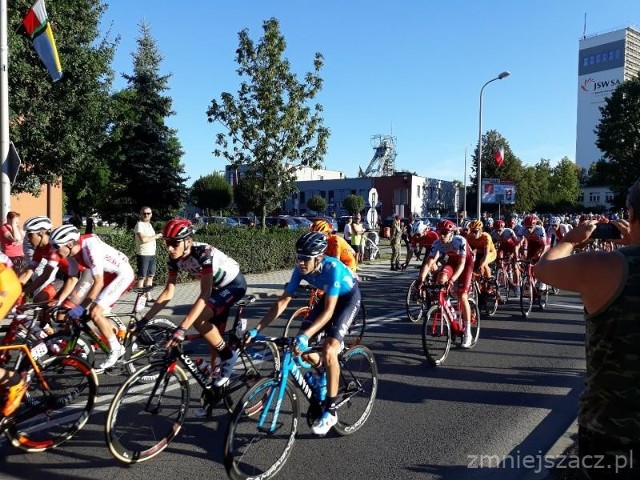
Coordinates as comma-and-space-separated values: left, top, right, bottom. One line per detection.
590, 223, 621, 240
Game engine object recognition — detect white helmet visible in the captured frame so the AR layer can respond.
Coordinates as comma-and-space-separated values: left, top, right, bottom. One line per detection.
412, 220, 427, 235
550, 216, 560, 226
49, 225, 80, 249
23, 216, 53, 233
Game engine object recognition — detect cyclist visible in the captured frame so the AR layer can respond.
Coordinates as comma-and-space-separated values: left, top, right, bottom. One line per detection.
144, 218, 247, 388
245, 232, 361, 435
522, 215, 548, 290
494, 219, 522, 295
310, 219, 356, 272
49, 225, 134, 371
0, 261, 27, 417
466, 219, 497, 280
19, 217, 93, 308
417, 220, 475, 348
402, 221, 438, 269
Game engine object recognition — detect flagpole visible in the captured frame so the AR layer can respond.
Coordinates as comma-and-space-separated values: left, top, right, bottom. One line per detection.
0, 0, 10, 221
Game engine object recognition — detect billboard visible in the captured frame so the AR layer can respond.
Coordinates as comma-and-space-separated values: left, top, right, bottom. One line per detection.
482, 180, 516, 205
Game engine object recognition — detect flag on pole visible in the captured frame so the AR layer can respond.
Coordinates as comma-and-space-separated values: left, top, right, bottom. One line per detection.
493, 147, 504, 167
22, 0, 63, 82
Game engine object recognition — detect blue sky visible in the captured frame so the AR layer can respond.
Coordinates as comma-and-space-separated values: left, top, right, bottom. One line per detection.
101, 1, 640, 186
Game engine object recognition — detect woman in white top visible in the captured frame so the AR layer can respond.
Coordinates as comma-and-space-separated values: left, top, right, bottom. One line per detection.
134, 206, 161, 301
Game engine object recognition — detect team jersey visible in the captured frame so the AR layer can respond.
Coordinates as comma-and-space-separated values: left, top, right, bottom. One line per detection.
67, 234, 130, 277
496, 228, 520, 250
466, 232, 496, 257
410, 231, 439, 251
325, 234, 357, 271
524, 225, 547, 247
167, 241, 240, 288
284, 256, 357, 297
428, 234, 473, 262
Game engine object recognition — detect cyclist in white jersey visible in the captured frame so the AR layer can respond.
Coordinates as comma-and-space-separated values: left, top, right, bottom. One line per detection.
49, 225, 135, 371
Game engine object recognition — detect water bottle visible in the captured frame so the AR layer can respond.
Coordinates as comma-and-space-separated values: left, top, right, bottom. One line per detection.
316, 370, 327, 401
235, 318, 247, 337
304, 371, 317, 391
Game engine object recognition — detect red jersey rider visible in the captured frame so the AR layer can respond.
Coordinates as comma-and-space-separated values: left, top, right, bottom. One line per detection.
418, 220, 475, 348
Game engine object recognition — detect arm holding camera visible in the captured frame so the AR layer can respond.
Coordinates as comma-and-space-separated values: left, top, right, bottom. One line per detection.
535, 220, 625, 314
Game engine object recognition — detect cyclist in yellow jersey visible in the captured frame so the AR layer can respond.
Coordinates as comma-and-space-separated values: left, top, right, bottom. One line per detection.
466, 219, 497, 278
0, 262, 28, 417
310, 219, 357, 272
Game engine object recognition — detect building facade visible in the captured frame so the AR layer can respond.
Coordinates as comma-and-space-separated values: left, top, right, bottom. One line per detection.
576, 26, 640, 170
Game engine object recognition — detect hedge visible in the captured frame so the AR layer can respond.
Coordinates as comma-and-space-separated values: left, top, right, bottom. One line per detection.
101, 225, 302, 285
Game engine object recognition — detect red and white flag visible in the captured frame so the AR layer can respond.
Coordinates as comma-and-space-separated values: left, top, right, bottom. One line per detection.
493, 148, 504, 167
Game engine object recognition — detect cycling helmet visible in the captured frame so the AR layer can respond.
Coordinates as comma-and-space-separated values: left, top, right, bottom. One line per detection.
436, 220, 456, 232
469, 219, 484, 231
550, 216, 560, 226
163, 218, 194, 240
295, 232, 328, 257
494, 219, 505, 229
49, 225, 80, 249
411, 220, 427, 235
461, 220, 471, 230
484, 217, 494, 228
522, 215, 538, 228
310, 219, 332, 235
23, 215, 53, 233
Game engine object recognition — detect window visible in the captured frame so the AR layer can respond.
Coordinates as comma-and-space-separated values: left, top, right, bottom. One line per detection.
578, 192, 584, 203
606, 192, 614, 202
299, 192, 306, 204
589, 192, 600, 203
417, 185, 421, 198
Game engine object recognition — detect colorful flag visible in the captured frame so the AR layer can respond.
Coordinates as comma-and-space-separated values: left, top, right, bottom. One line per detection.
22, 0, 63, 82
493, 147, 504, 167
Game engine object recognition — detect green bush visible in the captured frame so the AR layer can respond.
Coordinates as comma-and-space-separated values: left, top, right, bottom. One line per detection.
101, 226, 302, 285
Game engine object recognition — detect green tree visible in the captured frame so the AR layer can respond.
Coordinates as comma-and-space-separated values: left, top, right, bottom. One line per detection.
207, 18, 329, 228
585, 159, 610, 187
307, 195, 327, 213
101, 22, 188, 224
342, 194, 365, 215
550, 157, 581, 207
9, 0, 116, 195
515, 167, 538, 213
191, 173, 233, 215
595, 74, 640, 206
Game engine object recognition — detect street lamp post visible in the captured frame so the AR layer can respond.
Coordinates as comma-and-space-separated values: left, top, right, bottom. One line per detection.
476, 71, 510, 220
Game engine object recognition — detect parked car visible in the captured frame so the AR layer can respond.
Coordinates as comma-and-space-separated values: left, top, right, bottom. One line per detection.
265, 216, 298, 230
291, 216, 312, 230
233, 216, 256, 227
196, 216, 240, 228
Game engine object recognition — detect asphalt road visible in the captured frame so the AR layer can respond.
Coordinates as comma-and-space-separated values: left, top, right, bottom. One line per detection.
0, 268, 586, 480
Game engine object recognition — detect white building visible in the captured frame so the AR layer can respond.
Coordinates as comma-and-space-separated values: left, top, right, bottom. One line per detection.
576, 26, 640, 170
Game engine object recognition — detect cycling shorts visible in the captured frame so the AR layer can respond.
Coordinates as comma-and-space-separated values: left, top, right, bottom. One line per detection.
301, 287, 361, 343
61, 269, 94, 309
206, 272, 247, 330
473, 250, 497, 271
440, 258, 474, 295
94, 263, 135, 309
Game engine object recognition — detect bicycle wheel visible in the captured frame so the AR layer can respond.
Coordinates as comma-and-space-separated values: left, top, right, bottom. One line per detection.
333, 345, 377, 436
224, 377, 300, 480
484, 278, 500, 317
467, 298, 481, 348
496, 268, 509, 306
283, 307, 310, 338
421, 306, 452, 366
105, 363, 190, 464
406, 280, 426, 322
223, 340, 280, 413
5, 355, 98, 452
43, 331, 95, 364
125, 317, 176, 382
344, 301, 366, 348
520, 274, 534, 318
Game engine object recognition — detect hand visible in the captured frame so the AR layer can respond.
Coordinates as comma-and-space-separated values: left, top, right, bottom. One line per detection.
560, 220, 597, 248
68, 305, 86, 319
243, 328, 259, 344
167, 326, 186, 348
612, 219, 631, 245
294, 333, 310, 353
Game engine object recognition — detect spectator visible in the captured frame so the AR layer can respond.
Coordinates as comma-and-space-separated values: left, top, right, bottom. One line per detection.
343, 215, 352, 243
134, 206, 161, 302
390, 215, 403, 270
1, 212, 25, 275
535, 177, 640, 479
349, 213, 365, 263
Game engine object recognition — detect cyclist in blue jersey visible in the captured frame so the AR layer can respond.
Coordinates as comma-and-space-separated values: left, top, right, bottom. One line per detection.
245, 232, 361, 435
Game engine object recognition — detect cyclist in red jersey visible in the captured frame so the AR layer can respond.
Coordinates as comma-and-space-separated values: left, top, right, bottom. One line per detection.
418, 220, 475, 348
401, 221, 438, 269
49, 225, 135, 371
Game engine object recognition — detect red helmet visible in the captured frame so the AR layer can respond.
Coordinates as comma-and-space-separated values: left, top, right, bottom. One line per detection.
163, 218, 194, 240
436, 220, 456, 232
494, 220, 505, 229
522, 215, 538, 228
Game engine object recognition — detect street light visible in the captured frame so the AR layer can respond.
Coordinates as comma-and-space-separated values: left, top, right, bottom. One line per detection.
476, 70, 510, 219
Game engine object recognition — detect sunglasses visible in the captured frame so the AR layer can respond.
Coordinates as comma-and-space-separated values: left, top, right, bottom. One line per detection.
470, 230, 480, 234
164, 238, 183, 248
142, 212, 152, 215
296, 254, 317, 262
439, 230, 450, 236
